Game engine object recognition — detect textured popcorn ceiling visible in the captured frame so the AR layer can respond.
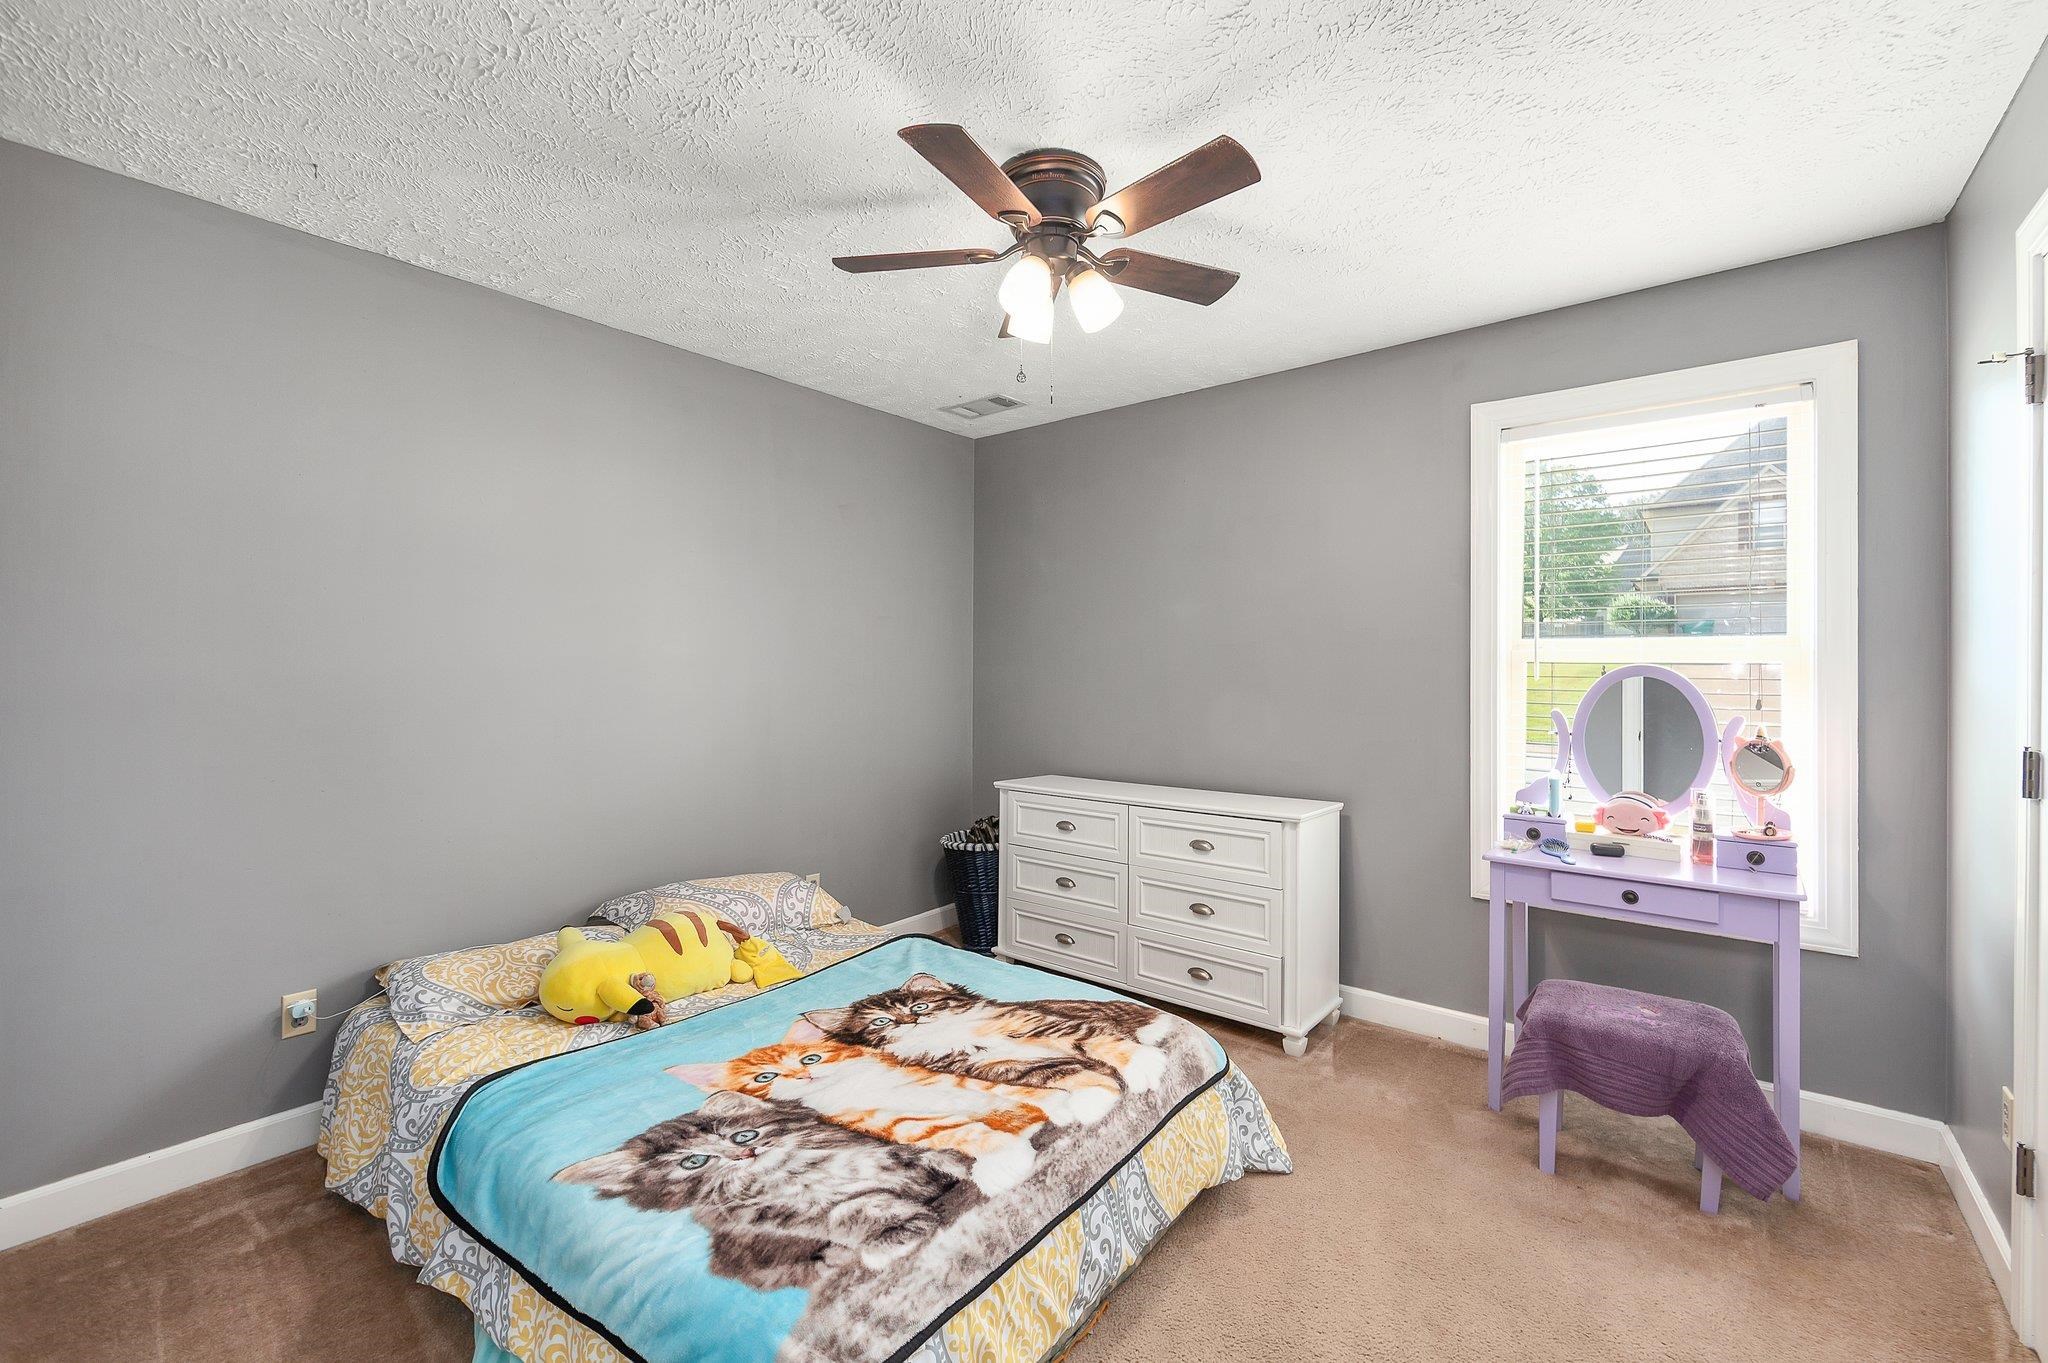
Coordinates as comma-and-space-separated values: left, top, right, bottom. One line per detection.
4, 2, 2045, 434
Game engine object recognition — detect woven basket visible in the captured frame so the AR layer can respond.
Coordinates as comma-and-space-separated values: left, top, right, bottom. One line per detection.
940, 829, 1000, 952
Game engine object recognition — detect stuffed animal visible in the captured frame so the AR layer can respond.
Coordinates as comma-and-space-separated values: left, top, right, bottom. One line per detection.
1596, 790, 1672, 837
626, 972, 666, 1031
539, 908, 800, 1025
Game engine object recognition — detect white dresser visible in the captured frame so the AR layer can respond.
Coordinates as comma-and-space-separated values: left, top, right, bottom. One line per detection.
993, 775, 1342, 1056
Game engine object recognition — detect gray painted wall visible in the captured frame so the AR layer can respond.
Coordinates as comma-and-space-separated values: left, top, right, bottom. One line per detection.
0, 140, 976, 1196
977, 226, 1950, 1118
1949, 45, 2048, 1233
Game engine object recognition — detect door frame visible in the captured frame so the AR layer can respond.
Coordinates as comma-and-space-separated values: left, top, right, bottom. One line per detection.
2011, 186, 2048, 1347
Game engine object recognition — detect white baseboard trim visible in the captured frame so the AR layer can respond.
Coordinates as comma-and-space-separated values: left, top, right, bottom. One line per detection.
1340, 983, 1495, 1049
886, 903, 958, 938
1336, 984, 1945, 1162
0, 966, 1985, 1279
0, 1100, 322, 1252
0, 906, 967, 1250
1941, 1125, 2014, 1309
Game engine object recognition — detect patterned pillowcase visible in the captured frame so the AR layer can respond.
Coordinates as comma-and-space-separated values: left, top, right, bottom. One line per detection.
381, 927, 622, 1042
591, 871, 847, 935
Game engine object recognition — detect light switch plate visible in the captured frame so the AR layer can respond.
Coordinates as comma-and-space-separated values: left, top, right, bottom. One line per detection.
2005, 1086, 2017, 1150
281, 989, 318, 1039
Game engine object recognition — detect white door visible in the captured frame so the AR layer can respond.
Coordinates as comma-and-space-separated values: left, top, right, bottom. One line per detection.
2017, 218, 2048, 1346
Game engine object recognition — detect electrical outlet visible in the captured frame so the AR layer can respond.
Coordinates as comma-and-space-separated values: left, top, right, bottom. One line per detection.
2006, 1086, 2018, 1150
281, 989, 318, 1039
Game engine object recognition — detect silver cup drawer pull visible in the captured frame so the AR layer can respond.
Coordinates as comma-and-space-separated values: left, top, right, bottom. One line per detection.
1189, 838, 1215, 853
1055, 876, 1077, 889
1188, 902, 1217, 917
1054, 932, 1076, 946
1055, 819, 1077, 832
1186, 966, 1214, 982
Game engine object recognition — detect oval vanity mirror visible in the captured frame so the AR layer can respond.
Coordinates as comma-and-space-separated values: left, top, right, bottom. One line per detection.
1569, 663, 1719, 813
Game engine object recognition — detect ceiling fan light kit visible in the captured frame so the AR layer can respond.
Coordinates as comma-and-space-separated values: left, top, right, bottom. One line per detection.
833, 124, 1257, 344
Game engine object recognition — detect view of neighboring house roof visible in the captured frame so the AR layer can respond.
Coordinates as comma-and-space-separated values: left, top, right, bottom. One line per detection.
1609, 536, 1651, 585
1645, 417, 1788, 514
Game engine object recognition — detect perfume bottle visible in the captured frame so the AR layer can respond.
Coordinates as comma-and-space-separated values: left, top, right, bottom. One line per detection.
1689, 789, 1715, 866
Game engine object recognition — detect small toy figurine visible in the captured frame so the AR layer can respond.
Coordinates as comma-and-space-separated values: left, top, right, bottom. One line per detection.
626, 972, 666, 1031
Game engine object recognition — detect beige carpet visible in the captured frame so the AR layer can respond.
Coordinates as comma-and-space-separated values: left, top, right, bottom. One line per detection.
0, 1017, 2025, 1363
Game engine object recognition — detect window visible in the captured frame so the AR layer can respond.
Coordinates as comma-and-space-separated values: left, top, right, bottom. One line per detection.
1469, 343, 1859, 954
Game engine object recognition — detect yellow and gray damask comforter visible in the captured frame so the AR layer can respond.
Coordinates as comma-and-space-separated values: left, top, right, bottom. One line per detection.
320, 921, 1289, 1363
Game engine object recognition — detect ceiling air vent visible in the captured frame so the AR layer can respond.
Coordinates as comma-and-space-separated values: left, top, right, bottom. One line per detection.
941, 394, 1024, 419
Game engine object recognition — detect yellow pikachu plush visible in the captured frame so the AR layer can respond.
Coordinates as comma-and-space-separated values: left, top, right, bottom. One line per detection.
540, 909, 793, 1026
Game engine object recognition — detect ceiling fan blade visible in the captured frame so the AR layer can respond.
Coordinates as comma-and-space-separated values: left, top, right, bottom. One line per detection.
1093, 136, 1260, 237
898, 124, 1038, 224
1097, 249, 1240, 305
833, 248, 1001, 273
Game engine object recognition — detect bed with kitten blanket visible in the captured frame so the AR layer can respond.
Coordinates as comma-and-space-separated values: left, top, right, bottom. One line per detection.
321, 925, 1289, 1363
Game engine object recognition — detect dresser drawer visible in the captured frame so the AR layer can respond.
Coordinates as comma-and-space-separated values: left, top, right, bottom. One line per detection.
1130, 869, 1282, 954
1551, 871, 1718, 926
1006, 791, 1127, 860
1128, 930, 1281, 1027
1007, 846, 1126, 917
1005, 901, 1123, 980
1130, 807, 1283, 887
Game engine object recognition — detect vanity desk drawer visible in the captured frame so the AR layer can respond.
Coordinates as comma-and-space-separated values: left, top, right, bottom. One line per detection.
1129, 869, 1282, 953
1128, 930, 1281, 1027
1717, 837, 1798, 876
1005, 901, 1122, 980
1008, 846, 1126, 916
1131, 807, 1283, 887
1551, 871, 1718, 926
1503, 813, 1567, 845
1006, 791, 1127, 860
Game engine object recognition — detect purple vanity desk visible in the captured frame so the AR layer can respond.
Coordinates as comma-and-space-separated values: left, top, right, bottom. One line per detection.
1482, 845, 1806, 1200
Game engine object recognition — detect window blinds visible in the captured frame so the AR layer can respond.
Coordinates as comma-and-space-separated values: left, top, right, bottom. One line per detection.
1504, 387, 1811, 825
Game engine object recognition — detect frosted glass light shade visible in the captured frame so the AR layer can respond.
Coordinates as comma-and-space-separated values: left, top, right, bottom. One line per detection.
1066, 267, 1123, 333
1008, 298, 1054, 344
996, 255, 1053, 318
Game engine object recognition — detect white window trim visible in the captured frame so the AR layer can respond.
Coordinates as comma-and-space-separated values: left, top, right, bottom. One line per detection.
1467, 341, 1860, 955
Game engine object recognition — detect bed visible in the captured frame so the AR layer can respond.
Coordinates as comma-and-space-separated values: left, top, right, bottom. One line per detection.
319, 876, 1291, 1363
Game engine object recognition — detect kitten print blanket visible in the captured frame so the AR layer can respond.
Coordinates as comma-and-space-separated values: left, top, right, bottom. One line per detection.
430, 936, 1288, 1363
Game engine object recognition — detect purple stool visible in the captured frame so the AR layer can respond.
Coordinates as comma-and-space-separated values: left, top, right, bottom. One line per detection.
1537, 1090, 1724, 1213
1505, 979, 1798, 1214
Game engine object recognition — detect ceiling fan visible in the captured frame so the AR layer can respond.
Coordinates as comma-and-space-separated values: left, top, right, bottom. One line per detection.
832, 124, 1260, 342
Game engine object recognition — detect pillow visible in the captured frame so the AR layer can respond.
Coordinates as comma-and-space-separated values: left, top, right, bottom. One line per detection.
382, 927, 622, 1041
591, 871, 847, 936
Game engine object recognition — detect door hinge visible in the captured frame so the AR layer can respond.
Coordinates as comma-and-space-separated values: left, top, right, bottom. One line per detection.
2025, 747, 2044, 801
2019, 1143, 2036, 1199
1978, 348, 2044, 403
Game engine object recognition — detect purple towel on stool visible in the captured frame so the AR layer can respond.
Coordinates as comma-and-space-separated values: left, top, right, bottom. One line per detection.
1502, 979, 1798, 1200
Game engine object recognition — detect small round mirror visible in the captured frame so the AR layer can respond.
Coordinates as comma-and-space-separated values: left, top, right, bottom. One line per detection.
1728, 731, 1794, 797
1570, 664, 1719, 811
